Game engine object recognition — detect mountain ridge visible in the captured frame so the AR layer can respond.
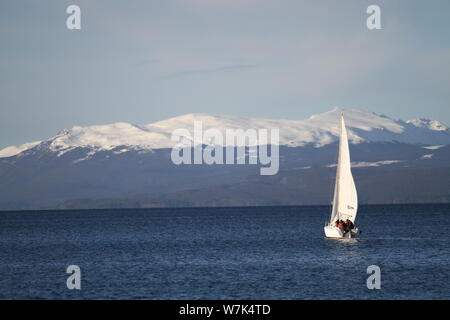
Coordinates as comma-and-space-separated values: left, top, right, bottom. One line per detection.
1, 107, 450, 211
1, 108, 449, 158
1, 142, 449, 211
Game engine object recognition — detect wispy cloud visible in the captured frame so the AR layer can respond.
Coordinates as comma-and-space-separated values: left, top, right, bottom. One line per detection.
163, 63, 261, 78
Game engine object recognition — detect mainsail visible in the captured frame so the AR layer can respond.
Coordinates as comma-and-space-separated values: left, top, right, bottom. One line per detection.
330, 114, 358, 223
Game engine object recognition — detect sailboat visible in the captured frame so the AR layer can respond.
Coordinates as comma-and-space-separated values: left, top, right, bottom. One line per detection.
324, 113, 361, 238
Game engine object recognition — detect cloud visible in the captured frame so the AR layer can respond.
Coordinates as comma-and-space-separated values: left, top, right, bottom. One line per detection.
163, 63, 260, 78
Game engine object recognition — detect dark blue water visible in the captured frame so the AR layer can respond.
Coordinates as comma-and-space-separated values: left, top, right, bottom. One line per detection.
1, 204, 449, 299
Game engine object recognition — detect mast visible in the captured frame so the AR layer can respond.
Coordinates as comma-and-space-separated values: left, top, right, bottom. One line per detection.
329, 113, 343, 223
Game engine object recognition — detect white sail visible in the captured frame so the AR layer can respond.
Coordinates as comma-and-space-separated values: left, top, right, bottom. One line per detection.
330, 114, 358, 223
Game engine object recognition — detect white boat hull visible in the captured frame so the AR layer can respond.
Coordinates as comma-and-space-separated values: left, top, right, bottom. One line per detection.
324, 225, 360, 239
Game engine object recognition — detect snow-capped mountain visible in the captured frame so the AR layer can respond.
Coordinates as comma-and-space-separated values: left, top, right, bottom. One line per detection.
1, 108, 449, 158
1, 107, 450, 210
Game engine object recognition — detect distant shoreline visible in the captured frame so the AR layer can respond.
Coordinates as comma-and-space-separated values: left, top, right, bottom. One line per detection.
1, 202, 449, 214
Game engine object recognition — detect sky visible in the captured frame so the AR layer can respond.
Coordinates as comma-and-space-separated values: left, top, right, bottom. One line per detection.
1, 0, 450, 148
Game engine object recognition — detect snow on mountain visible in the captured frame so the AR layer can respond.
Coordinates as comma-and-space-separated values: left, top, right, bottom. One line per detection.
327, 160, 406, 168
407, 118, 449, 132
1, 107, 450, 158
423, 145, 445, 150
0, 141, 41, 158
47, 122, 174, 155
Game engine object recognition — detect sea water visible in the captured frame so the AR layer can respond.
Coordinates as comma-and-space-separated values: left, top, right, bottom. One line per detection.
0, 204, 449, 299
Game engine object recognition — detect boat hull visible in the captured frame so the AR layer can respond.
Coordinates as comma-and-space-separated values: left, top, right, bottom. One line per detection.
324, 225, 359, 238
